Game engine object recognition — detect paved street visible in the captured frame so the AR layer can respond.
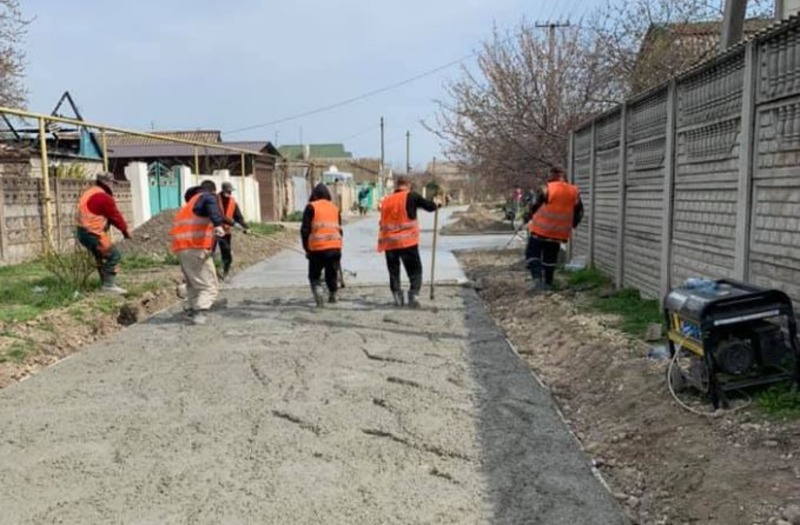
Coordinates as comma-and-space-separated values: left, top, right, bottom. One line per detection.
0, 208, 626, 524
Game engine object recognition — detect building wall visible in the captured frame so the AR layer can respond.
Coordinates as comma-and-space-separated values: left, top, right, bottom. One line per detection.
569, 17, 800, 312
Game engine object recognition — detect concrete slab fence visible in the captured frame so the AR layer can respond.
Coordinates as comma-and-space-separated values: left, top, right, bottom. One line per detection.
569, 17, 800, 308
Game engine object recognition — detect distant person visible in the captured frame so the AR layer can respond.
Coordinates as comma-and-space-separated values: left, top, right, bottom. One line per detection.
301, 183, 343, 307
357, 186, 370, 216
75, 172, 131, 294
377, 175, 439, 308
216, 182, 250, 280
170, 180, 226, 325
524, 166, 583, 292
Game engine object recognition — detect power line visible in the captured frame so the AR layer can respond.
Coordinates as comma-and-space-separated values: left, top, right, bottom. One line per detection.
224, 52, 479, 136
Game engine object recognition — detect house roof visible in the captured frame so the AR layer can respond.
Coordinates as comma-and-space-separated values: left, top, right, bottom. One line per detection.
107, 140, 280, 159
278, 144, 353, 160
103, 130, 223, 147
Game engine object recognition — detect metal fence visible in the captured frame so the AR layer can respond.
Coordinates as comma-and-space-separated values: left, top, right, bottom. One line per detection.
569, 16, 800, 308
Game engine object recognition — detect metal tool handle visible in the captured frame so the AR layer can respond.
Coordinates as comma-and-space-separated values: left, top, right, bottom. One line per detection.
430, 206, 440, 301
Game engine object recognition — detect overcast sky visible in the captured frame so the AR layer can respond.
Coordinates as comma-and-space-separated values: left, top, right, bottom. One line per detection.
25, 0, 595, 170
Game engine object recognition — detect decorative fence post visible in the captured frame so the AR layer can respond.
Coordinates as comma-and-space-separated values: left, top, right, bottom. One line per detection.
615, 103, 628, 288
734, 40, 757, 281
660, 81, 678, 300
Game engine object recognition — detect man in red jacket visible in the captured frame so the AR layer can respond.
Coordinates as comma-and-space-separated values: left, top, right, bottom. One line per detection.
75, 172, 132, 294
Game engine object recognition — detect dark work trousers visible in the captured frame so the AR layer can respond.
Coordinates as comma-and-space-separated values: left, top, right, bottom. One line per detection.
525, 235, 561, 285
308, 249, 342, 293
385, 245, 423, 294
214, 234, 233, 273
76, 227, 120, 281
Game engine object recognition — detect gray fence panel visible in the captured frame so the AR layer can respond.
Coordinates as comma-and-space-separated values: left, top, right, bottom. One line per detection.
749, 28, 800, 306
593, 111, 622, 275
572, 127, 593, 259
671, 52, 746, 286
624, 89, 668, 298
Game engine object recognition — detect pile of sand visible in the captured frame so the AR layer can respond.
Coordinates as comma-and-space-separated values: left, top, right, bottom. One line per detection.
118, 210, 178, 259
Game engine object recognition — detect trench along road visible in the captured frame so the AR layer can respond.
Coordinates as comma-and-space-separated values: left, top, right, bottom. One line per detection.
0, 209, 627, 524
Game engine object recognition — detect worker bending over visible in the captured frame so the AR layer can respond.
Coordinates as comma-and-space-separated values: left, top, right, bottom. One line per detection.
301, 183, 343, 308
216, 181, 250, 280
524, 166, 583, 292
377, 175, 439, 308
170, 180, 226, 325
75, 172, 131, 294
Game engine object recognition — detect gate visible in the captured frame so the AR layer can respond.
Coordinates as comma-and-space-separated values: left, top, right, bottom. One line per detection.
148, 162, 181, 215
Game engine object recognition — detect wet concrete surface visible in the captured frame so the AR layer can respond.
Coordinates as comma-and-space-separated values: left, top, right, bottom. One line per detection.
0, 207, 627, 524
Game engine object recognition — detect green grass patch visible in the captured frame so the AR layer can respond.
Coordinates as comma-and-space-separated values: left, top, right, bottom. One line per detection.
564, 267, 610, 290
125, 280, 168, 298
561, 266, 662, 338
122, 253, 180, 270
90, 296, 120, 315
2, 338, 37, 363
249, 223, 283, 236
285, 211, 303, 222
0, 260, 93, 323
756, 382, 800, 419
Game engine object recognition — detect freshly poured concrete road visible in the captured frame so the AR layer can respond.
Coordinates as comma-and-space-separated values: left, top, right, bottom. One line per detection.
0, 208, 627, 525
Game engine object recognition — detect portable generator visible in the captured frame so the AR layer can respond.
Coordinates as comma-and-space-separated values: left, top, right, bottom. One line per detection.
664, 279, 800, 408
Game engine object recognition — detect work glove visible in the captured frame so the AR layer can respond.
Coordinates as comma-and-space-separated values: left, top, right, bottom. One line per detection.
214, 226, 226, 238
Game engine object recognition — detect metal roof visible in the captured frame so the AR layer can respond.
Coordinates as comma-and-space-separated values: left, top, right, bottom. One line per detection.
103, 130, 222, 147
107, 142, 273, 159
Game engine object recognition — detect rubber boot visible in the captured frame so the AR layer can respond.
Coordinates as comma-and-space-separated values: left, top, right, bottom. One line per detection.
407, 291, 421, 309
101, 274, 127, 295
328, 291, 338, 304
392, 291, 405, 307
312, 285, 325, 308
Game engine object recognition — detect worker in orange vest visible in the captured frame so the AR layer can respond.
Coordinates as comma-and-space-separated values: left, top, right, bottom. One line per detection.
525, 166, 583, 292
377, 175, 439, 308
170, 179, 227, 325
216, 181, 250, 280
75, 172, 131, 294
301, 183, 343, 307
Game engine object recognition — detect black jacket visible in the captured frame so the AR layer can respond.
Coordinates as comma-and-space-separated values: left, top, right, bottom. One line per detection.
400, 190, 438, 220
301, 184, 342, 252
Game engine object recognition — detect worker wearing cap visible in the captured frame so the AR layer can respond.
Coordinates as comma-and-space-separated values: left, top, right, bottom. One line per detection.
75, 172, 131, 294
170, 179, 226, 325
216, 181, 250, 280
524, 166, 583, 292
301, 183, 343, 307
377, 175, 439, 308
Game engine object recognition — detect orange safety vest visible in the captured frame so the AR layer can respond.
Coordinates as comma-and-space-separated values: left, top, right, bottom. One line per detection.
529, 180, 580, 242
76, 186, 108, 236
377, 190, 419, 252
170, 194, 215, 253
308, 200, 342, 252
220, 194, 237, 233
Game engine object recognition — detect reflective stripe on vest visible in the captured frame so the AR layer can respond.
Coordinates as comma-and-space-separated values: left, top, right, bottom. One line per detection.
308, 200, 342, 252
75, 186, 108, 235
529, 180, 579, 242
377, 190, 419, 252
220, 195, 237, 233
170, 194, 214, 253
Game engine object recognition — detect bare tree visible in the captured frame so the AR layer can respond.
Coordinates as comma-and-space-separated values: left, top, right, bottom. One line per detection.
0, 0, 27, 108
590, 0, 773, 94
428, 22, 617, 193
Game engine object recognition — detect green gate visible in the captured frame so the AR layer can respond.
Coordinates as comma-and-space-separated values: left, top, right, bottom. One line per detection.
148, 162, 181, 215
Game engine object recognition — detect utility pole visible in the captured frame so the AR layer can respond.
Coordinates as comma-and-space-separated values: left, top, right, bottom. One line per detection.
536, 21, 570, 139
720, 0, 747, 51
406, 131, 411, 175
380, 116, 385, 188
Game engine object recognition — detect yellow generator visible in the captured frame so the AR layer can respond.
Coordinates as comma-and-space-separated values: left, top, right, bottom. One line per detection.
664, 279, 800, 408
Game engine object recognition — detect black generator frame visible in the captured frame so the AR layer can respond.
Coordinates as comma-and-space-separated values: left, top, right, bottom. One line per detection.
665, 279, 800, 409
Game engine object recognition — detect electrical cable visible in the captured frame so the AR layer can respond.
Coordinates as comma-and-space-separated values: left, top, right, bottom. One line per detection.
667, 343, 753, 417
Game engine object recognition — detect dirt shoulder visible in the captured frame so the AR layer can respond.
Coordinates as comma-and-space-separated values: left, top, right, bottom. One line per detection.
0, 223, 295, 389
441, 203, 513, 236
459, 249, 800, 525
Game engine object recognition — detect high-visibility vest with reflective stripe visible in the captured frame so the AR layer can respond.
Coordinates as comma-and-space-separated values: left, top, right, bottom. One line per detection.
377, 190, 419, 252
75, 186, 108, 235
529, 180, 580, 242
308, 200, 342, 252
220, 195, 237, 233
170, 194, 215, 253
